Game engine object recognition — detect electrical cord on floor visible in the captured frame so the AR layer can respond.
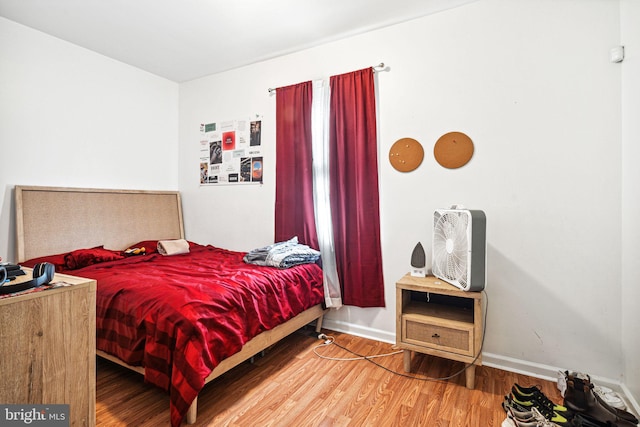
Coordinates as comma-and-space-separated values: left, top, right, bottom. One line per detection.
313, 337, 404, 361
313, 289, 489, 383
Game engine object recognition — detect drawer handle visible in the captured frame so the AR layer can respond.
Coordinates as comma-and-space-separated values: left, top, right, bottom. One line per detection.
432, 333, 440, 338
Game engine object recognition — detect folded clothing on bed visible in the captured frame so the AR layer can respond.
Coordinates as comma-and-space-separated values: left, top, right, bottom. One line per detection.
243, 236, 320, 268
157, 239, 190, 256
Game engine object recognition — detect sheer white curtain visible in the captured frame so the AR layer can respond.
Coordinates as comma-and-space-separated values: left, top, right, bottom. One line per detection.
311, 80, 342, 309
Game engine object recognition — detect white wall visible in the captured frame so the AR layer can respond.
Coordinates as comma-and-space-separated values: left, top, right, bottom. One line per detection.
179, 0, 630, 391
620, 0, 640, 406
0, 17, 180, 261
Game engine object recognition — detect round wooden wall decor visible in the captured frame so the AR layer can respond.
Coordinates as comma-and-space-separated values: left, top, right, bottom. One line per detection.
433, 131, 474, 169
389, 138, 424, 172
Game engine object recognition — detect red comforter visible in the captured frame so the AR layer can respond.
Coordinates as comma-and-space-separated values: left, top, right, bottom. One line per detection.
31, 243, 324, 426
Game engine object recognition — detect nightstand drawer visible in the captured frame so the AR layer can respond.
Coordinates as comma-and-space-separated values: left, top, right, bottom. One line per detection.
402, 314, 474, 356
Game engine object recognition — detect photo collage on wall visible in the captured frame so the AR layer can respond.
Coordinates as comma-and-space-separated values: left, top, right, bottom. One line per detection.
199, 117, 263, 185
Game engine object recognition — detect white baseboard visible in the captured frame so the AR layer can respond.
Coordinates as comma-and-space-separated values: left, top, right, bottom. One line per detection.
620, 382, 640, 418
481, 352, 561, 383
321, 318, 396, 344
320, 322, 639, 417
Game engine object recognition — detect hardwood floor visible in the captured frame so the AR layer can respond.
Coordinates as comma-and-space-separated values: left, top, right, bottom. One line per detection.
96, 328, 562, 426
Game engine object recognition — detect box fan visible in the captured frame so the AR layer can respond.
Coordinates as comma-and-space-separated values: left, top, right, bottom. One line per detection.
432, 207, 486, 292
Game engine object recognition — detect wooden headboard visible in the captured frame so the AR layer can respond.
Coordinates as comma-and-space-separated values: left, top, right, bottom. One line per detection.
15, 186, 184, 262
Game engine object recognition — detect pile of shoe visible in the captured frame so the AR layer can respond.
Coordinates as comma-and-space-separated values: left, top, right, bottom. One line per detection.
502, 378, 639, 427
561, 371, 638, 427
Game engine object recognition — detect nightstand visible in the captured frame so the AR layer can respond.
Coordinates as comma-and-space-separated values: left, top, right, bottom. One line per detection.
396, 274, 484, 389
0, 269, 96, 427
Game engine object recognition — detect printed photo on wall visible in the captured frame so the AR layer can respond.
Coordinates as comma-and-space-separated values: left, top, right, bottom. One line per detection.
250, 121, 261, 146
222, 131, 236, 151
252, 157, 263, 183
200, 162, 208, 184
199, 116, 263, 186
209, 141, 222, 164
240, 157, 251, 182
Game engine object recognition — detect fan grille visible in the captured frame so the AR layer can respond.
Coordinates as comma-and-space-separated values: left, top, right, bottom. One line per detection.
433, 211, 469, 287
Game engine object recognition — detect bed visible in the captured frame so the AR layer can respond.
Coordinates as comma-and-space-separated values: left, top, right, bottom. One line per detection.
14, 185, 326, 426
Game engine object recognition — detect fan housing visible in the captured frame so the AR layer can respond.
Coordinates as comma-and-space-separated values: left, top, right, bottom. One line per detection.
432, 208, 486, 291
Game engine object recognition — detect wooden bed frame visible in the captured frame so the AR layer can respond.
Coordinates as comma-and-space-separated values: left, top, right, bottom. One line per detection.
14, 185, 325, 424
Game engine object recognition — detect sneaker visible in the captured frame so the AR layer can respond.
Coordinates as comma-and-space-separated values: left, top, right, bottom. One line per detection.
503, 408, 562, 427
593, 385, 626, 410
557, 370, 567, 397
512, 384, 572, 415
503, 400, 559, 424
503, 396, 538, 422
508, 392, 571, 426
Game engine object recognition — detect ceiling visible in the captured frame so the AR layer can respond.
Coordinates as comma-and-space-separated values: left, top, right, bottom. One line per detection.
0, 0, 476, 82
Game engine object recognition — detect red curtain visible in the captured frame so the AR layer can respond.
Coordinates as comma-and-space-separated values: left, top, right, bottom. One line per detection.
329, 68, 385, 307
274, 81, 319, 249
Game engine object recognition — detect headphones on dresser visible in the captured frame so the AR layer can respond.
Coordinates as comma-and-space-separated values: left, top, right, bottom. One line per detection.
0, 262, 55, 295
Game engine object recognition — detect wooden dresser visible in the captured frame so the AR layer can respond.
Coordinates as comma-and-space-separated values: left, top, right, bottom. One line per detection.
0, 269, 96, 427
